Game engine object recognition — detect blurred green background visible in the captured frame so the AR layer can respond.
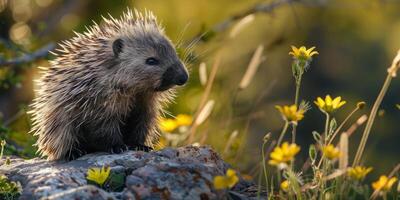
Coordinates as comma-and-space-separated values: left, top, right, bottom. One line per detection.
0, 0, 399, 180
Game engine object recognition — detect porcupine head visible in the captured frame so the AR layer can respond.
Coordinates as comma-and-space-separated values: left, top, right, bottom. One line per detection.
29, 9, 189, 160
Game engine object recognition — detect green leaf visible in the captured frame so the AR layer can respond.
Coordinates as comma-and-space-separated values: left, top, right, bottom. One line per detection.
329, 118, 337, 136
312, 131, 321, 144
0, 175, 22, 199
105, 172, 125, 192
309, 144, 317, 165
396, 104, 400, 110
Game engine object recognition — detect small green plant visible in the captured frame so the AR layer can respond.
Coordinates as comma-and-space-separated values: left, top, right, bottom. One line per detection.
0, 175, 22, 200
0, 139, 21, 200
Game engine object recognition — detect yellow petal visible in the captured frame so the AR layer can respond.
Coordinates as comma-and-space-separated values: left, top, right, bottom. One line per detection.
282, 142, 289, 150
289, 46, 299, 56
275, 105, 283, 113
175, 114, 193, 126
315, 97, 325, 108
268, 160, 279, 166
326, 95, 332, 105
228, 175, 239, 187
338, 101, 346, 108
289, 105, 297, 113
160, 119, 178, 132
310, 51, 319, 56
226, 169, 236, 177
306, 47, 316, 55
213, 176, 228, 189
366, 167, 373, 174
270, 151, 283, 161
332, 97, 341, 107
291, 46, 299, 53
387, 177, 398, 188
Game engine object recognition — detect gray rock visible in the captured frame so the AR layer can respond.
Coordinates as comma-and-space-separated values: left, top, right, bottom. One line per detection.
0, 146, 263, 200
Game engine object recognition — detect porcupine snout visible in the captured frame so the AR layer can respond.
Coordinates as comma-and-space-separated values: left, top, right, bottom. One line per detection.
172, 62, 188, 86
158, 61, 188, 91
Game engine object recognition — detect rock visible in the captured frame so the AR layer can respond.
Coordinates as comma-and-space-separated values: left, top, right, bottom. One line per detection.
0, 146, 263, 200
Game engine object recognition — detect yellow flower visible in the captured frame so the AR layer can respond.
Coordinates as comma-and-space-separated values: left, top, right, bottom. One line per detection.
322, 144, 340, 160
269, 142, 300, 166
280, 180, 290, 192
289, 46, 318, 60
86, 166, 111, 186
275, 105, 305, 122
159, 118, 178, 132
396, 104, 400, 109
175, 114, 193, 126
159, 114, 193, 132
372, 175, 398, 192
314, 95, 346, 113
213, 169, 239, 190
348, 166, 373, 180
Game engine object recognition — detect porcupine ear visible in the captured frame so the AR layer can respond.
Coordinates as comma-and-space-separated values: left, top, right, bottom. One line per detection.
112, 38, 124, 57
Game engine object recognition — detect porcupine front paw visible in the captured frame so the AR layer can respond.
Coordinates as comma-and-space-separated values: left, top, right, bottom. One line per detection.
67, 148, 87, 161
128, 144, 153, 152
108, 144, 129, 154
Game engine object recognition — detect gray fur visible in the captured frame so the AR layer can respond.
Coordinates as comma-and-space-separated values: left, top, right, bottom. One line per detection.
29, 9, 188, 160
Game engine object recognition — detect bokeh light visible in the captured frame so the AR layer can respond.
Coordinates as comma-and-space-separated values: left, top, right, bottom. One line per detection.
9, 22, 31, 45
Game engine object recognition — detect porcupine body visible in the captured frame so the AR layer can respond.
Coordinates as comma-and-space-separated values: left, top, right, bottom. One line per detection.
29, 9, 189, 161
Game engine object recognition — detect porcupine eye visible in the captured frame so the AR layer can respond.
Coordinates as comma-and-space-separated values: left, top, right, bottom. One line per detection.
145, 57, 160, 65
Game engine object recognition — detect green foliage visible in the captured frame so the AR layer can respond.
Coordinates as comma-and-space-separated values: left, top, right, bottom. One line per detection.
0, 122, 36, 158
0, 175, 22, 200
0, 139, 21, 199
105, 172, 125, 192
0, 68, 21, 90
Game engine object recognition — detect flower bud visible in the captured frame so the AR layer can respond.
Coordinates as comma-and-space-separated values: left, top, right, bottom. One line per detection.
263, 132, 271, 143
357, 101, 366, 110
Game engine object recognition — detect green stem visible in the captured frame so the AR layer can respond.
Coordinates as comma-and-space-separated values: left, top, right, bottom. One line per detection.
324, 112, 330, 146
294, 77, 302, 106
277, 169, 282, 190
317, 112, 330, 169
262, 141, 269, 193
291, 76, 302, 144
353, 75, 393, 167
0, 145, 3, 160
257, 166, 262, 199
277, 121, 290, 146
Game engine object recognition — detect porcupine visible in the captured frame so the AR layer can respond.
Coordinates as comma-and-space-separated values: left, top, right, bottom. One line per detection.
29, 9, 189, 161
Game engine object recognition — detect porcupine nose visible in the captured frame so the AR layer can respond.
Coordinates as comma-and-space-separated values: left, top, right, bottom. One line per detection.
174, 63, 188, 86
176, 71, 188, 85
